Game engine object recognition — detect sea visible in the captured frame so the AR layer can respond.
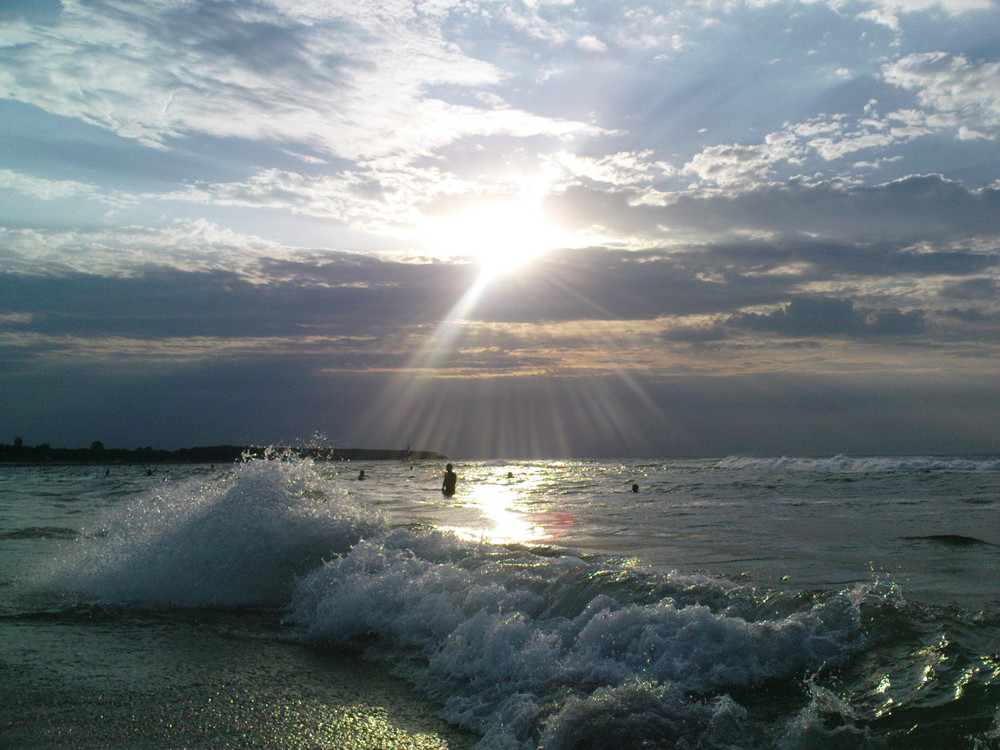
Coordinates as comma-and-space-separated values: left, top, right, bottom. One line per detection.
1, 454, 998, 749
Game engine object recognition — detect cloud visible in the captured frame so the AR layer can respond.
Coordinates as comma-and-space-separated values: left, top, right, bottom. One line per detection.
728, 297, 926, 337
0, 248, 482, 344
938, 277, 998, 300
940, 306, 1000, 322
0, 0, 597, 162
548, 151, 676, 186
547, 174, 1000, 245
0, 169, 107, 200
3, 0, 1000, 456
856, 8, 901, 31
883, 53, 1000, 134
862, 0, 993, 14
683, 132, 803, 186
659, 325, 729, 343
0, 221, 286, 277
576, 35, 608, 53
4, 210, 996, 354
682, 111, 946, 189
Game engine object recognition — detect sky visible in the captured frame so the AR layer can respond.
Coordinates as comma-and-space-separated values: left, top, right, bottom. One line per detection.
2, 0, 999, 458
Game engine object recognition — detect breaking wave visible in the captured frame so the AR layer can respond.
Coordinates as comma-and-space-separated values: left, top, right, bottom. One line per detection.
28, 456, 997, 749
717, 454, 1000, 473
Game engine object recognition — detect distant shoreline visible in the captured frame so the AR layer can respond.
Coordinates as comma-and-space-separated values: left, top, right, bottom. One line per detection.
0, 444, 447, 465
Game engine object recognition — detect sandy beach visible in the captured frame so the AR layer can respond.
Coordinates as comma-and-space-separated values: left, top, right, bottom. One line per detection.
1, 607, 475, 749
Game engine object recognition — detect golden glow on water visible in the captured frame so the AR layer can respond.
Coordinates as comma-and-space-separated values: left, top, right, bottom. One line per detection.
953, 666, 975, 700
459, 484, 536, 543
873, 674, 894, 718
916, 634, 949, 688
440, 468, 577, 545
875, 674, 892, 694
985, 655, 1000, 678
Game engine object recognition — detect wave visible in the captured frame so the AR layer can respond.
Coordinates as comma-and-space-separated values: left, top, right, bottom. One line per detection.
717, 454, 1000, 473
287, 534, 885, 749
34, 457, 384, 607
28, 456, 981, 749
0, 526, 79, 540
900, 534, 997, 547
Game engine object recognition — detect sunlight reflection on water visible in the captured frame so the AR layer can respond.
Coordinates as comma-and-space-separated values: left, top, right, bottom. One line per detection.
441, 468, 578, 545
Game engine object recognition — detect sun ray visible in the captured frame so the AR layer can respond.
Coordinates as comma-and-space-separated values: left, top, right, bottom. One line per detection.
354, 192, 669, 456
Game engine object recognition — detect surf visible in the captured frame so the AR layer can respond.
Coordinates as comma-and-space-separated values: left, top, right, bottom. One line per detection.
22, 455, 1000, 749
35, 456, 384, 607
717, 454, 1000, 473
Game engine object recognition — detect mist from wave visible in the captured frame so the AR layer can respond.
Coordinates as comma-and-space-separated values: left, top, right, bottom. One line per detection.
34, 457, 383, 607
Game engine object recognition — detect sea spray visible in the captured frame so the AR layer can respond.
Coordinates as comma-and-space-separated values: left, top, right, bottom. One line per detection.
37, 457, 384, 606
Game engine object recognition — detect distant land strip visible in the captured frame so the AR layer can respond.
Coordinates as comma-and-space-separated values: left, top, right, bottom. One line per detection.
0, 443, 446, 464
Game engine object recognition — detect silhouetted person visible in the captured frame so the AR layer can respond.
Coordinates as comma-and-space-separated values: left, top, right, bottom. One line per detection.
631, 483, 639, 493
442, 463, 457, 496
358, 469, 367, 480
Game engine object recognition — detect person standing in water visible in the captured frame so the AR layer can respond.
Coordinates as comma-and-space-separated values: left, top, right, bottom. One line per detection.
442, 463, 457, 496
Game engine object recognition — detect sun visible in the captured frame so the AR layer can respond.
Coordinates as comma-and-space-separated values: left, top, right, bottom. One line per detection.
421, 199, 576, 277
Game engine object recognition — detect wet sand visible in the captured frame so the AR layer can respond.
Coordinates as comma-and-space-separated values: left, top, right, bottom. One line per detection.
0, 610, 477, 749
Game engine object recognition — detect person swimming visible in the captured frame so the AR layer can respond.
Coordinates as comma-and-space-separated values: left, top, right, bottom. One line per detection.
442, 463, 457, 496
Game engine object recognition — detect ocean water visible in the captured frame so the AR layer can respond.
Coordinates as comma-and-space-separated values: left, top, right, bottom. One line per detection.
1, 455, 998, 749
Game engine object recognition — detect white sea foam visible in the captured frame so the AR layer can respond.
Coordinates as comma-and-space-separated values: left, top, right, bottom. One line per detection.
777, 679, 875, 749
287, 511, 877, 749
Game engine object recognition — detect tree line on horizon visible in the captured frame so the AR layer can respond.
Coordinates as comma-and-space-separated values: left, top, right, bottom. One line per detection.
1, 438, 445, 464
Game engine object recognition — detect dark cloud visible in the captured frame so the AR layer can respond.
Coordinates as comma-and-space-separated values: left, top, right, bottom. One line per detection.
4, 235, 993, 349
728, 297, 926, 337
939, 277, 998, 300
0, 247, 789, 341
940, 307, 1000, 323
659, 325, 729, 343
547, 175, 1000, 244
701, 238, 998, 279
473, 247, 794, 322
131, 0, 355, 82
0, 259, 474, 339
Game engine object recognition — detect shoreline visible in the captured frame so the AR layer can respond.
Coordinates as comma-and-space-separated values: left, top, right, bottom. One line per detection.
1, 608, 476, 750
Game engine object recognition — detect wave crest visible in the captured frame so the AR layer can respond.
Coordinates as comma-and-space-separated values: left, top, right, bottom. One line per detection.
36, 457, 384, 607
718, 454, 1000, 472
